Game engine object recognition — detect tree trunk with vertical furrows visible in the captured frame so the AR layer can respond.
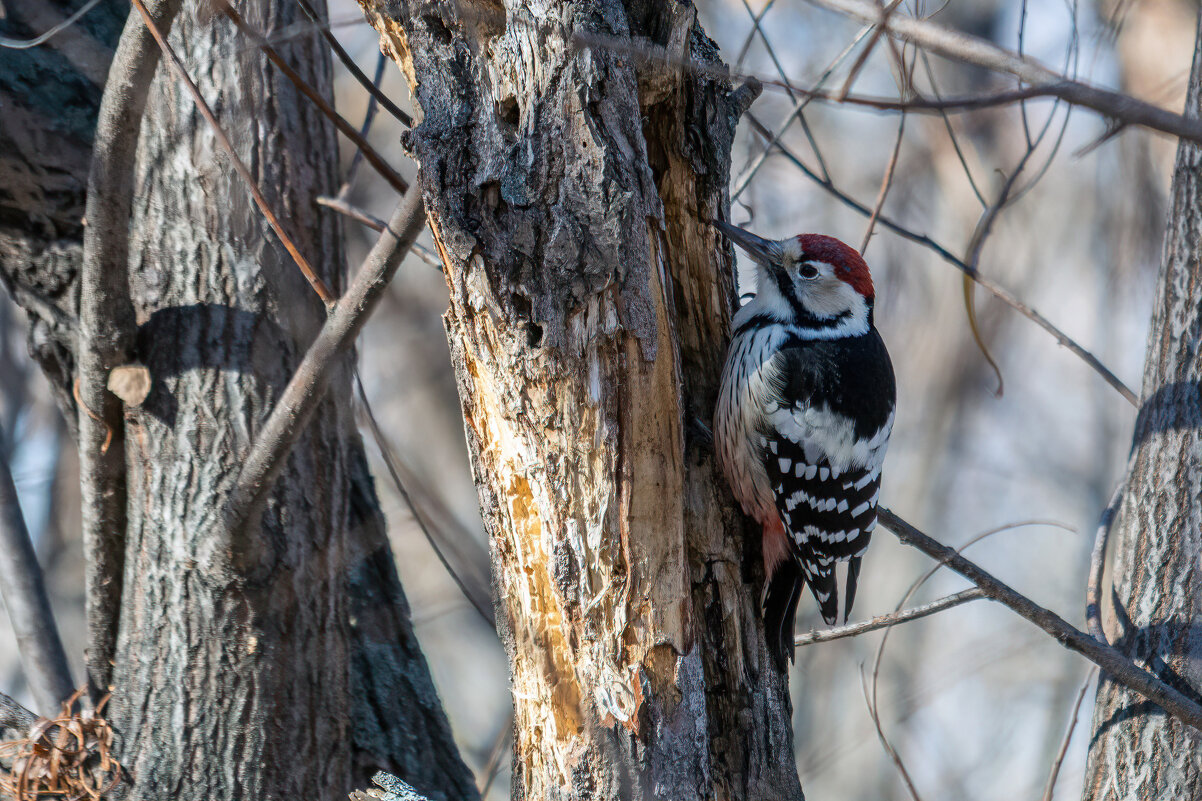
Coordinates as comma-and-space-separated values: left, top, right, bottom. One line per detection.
0, 2, 477, 799
1082, 13, 1202, 801
356, 2, 804, 799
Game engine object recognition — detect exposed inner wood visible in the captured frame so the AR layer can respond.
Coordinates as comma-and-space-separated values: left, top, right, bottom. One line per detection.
359, 2, 803, 798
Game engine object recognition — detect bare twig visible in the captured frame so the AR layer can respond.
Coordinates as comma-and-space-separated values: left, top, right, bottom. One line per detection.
835, 0, 904, 102
743, 113, 1139, 406
855, 511, 1037, 801
1088, 466, 1130, 644
0, 690, 36, 736
340, 52, 389, 196
1041, 669, 1095, 801
807, 0, 1202, 143
218, 2, 410, 196
0, 0, 104, 49
292, 0, 413, 128
860, 666, 924, 801
315, 196, 443, 269
478, 714, 512, 797
317, 195, 389, 232
920, 51, 987, 208
130, 0, 336, 305
573, 19, 1202, 145
734, 0, 775, 68
78, 0, 183, 699
0, 425, 73, 714
225, 185, 427, 540
877, 507, 1202, 734
795, 587, 983, 646
959, 70, 1071, 398
355, 373, 495, 627
739, 0, 831, 180
860, 103, 907, 255
730, 25, 872, 200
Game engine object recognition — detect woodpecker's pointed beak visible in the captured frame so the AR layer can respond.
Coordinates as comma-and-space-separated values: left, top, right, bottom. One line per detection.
712, 219, 782, 265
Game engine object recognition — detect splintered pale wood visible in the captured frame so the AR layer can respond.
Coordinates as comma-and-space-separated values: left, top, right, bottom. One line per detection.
358, 2, 801, 799
1082, 13, 1202, 801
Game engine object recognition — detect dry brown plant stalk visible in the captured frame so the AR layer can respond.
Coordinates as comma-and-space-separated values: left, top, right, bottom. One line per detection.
0, 690, 122, 801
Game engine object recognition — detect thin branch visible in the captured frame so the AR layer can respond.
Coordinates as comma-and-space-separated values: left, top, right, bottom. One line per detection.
315, 196, 443, 269
478, 714, 512, 797
1088, 466, 1130, 644
0, 690, 37, 736
734, 0, 775, 68
0, 0, 104, 49
877, 507, 1202, 735
571, 18, 1202, 145
960, 166, 1025, 398
739, 0, 831, 180
919, 50, 987, 208
317, 195, 389, 232
78, 0, 183, 699
855, 509, 1037, 801
743, 112, 1139, 406
860, 98, 903, 251
130, 0, 336, 305
218, 2, 410, 196
340, 51, 388, 196
1017, 0, 1033, 147
355, 373, 495, 627
292, 0, 414, 128
959, 79, 1070, 398
835, 0, 904, 102
730, 24, 873, 201
0, 424, 74, 715
794, 587, 983, 646
807, 0, 1202, 143
860, 666, 925, 801
224, 185, 427, 540
1040, 670, 1095, 801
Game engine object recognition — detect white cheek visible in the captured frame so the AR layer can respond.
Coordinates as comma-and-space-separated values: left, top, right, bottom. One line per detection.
800, 279, 861, 319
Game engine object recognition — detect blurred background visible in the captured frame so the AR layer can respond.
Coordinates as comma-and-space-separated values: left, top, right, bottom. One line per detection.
0, 0, 1191, 798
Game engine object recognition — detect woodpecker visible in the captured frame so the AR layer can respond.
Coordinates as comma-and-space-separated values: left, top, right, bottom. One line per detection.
713, 220, 895, 670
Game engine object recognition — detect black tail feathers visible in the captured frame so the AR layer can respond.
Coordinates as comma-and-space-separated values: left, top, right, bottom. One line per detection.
763, 560, 804, 671
844, 556, 863, 623
805, 563, 839, 627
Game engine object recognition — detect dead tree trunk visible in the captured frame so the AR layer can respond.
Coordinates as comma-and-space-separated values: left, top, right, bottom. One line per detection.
358, 3, 802, 799
0, 2, 476, 799
1082, 12, 1202, 801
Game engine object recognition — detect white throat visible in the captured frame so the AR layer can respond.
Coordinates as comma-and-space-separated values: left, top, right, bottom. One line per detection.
733, 266, 871, 340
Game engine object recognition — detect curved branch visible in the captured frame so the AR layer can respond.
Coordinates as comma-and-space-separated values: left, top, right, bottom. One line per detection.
807, 0, 1202, 144
78, 0, 183, 698
877, 507, 1202, 735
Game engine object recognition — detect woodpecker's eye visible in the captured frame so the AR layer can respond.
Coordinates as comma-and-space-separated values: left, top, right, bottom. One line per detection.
798, 263, 819, 279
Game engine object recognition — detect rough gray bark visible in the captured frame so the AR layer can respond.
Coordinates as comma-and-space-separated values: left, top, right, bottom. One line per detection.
1082, 12, 1202, 801
358, 2, 802, 799
0, 2, 477, 799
